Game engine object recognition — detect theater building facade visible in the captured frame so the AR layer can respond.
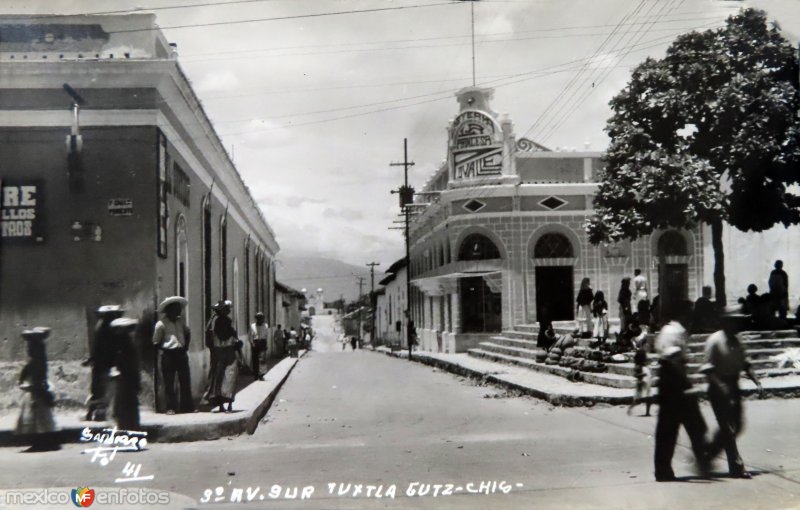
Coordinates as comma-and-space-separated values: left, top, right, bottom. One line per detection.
0, 14, 279, 399
408, 87, 704, 353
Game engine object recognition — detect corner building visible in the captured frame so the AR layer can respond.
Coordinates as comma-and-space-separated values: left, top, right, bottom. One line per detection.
0, 14, 279, 399
409, 87, 703, 353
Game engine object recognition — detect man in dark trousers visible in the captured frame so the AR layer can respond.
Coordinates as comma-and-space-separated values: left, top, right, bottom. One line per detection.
768, 260, 789, 320
152, 296, 194, 414
248, 312, 269, 380
85, 305, 125, 421
653, 301, 710, 481
701, 314, 763, 478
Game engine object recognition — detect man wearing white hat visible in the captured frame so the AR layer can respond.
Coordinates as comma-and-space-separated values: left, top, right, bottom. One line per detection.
152, 296, 194, 414
85, 305, 125, 421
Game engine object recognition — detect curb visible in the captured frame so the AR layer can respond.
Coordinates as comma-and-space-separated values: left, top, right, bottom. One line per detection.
0, 351, 306, 446
372, 349, 800, 407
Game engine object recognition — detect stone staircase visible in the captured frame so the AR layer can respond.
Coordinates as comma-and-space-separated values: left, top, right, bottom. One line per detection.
467, 323, 800, 390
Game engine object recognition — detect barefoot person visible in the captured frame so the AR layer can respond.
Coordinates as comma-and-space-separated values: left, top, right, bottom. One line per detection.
204, 300, 243, 412
701, 313, 763, 479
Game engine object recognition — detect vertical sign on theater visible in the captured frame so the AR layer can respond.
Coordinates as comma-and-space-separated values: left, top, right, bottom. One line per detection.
450, 110, 504, 181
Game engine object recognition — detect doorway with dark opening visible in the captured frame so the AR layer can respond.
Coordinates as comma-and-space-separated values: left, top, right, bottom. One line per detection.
459, 276, 501, 333
535, 266, 574, 321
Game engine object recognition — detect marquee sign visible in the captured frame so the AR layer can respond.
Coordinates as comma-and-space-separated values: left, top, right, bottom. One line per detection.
451, 111, 504, 180
1, 182, 44, 243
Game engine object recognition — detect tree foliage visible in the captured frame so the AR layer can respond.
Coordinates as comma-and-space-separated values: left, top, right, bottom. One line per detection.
587, 8, 800, 246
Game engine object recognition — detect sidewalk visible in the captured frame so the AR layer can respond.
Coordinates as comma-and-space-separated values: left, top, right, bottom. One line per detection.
373, 347, 800, 406
0, 352, 305, 446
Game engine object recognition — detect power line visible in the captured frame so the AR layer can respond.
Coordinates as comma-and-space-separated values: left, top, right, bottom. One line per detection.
79, 0, 284, 15
105, 2, 457, 34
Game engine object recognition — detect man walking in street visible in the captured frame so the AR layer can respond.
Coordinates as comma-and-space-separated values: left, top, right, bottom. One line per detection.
84, 305, 125, 421
249, 312, 269, 380
701, 314, 763, 479
152, 296, 194, 414
653, 301, 709, 481
768, 260, 789, 320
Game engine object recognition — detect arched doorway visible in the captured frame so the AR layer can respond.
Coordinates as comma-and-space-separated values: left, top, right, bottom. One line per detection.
533, 232, 575, 321
457, 233, 502, 333
657, 230, 689, 316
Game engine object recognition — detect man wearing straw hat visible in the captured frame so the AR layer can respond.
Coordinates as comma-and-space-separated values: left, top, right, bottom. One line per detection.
152, 296, 194, 414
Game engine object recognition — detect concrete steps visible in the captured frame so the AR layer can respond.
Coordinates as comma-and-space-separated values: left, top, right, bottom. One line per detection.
468, 326, 800, 390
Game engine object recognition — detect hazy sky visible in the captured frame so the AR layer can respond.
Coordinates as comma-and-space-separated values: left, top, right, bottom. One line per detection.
4, 0, 799, 268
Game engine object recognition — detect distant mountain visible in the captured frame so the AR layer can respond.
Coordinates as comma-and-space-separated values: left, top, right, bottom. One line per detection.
276, 252, 373, 303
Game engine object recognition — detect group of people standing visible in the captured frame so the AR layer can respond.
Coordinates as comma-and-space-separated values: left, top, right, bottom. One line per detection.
574, 269, 650, 344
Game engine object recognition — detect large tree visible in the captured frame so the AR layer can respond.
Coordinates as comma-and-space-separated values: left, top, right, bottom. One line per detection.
587, 8, 800, 307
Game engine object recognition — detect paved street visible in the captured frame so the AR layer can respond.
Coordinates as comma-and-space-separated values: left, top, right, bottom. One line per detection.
1, 314, 799, 509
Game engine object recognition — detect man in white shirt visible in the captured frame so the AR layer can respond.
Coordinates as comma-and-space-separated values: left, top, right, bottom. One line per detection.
152, 296, 193, 414
248, 312, 269, 380
701, 314, 763, 478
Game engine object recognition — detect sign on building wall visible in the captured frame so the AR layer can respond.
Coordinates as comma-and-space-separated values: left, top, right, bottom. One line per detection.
157, 131, 169, 258
1, 182, 44, 243
108, 198, 133, 216
451, 111, 504, 180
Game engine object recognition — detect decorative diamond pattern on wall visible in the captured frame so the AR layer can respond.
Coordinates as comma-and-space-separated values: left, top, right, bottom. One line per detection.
539, 196, 567, 210
463, 199, 486, 213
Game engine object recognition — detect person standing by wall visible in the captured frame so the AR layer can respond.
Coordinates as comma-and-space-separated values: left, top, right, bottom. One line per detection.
701, 313, 763, 479
273, 324, 285, 358
15, 327, 60, 452
617, 278, 632, 335
249, 312, 269, 381
152, 296, 194, 415
109, 317, 141, 431
633, 269, 649, 311
576, 278, 594, 338
768, 260, 789, 321
592, 291, 610, 344
204, 300, 242, 412
84, 305, 125, 421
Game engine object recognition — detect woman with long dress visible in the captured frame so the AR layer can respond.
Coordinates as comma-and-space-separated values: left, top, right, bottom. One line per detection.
576, 278, 594, 338
617, 277, 633, 335
204, 301, 242, 413
16, 327, 60, 452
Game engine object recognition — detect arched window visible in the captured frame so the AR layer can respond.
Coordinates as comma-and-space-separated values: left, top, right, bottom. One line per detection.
233, 257, 240, 332
658, 231, 688, 256
533, 233, 574, 258
219, 214, 228, 299
175, 215, 189, 302
458, 233, 501, 261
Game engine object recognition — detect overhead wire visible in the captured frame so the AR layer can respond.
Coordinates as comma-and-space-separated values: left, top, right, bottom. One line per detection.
535, 0, 665, 143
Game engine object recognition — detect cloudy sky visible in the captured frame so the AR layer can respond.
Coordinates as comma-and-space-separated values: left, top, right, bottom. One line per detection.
6, 0, 799, 268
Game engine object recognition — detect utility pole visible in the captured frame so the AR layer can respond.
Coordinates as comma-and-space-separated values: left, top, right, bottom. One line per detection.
390, 138, 415, 360
355, 276, 365, 344
366, 261, 380, 346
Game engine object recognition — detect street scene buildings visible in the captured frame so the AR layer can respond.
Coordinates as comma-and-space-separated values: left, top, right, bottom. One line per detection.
0, 2, 799, 510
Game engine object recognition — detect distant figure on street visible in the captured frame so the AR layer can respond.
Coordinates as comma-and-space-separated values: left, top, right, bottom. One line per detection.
152, 296, 194, 415
633, 269, 649, 310
15, 327, 60, 452
653, 302, 709, 481
768, 260, 789, 320
617, 277, 632, 334
701, 313, 763, 479
287, 327, 299, 357
592, 291, 609, 344
350, 336, 357, 351
692, 286, 718, 333
204, 300, 242, 412
339, 333, 348, 351
273, 325, 285, 357
576, 278, 594, 338
249, 312, 269, 380
85, 305, 125, 421
109, 317, 141, 431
